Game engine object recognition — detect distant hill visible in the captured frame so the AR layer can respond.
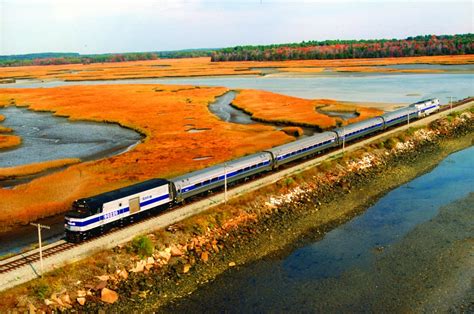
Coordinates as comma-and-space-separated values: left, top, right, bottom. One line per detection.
0, 49, 214, 67
0, 52, 80, 61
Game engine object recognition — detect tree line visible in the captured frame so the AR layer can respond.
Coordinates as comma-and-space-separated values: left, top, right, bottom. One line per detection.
210, 34, 474, 62
1, 34, 472, 67
0, 50, 212, 67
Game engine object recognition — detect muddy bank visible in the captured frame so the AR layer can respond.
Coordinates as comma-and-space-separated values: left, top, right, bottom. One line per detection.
2, 110, 472, 312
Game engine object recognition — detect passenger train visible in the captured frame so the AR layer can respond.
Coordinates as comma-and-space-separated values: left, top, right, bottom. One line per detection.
65, 98, 440, 242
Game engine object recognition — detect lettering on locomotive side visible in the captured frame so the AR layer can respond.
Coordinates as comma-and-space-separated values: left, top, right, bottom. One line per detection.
104, 211, 119, 220
142, 195, 153, 201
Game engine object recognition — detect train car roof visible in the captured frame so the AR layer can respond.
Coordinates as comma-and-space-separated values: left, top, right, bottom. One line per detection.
333, 116, 384, 135
380, 106, 417, 119
266, 132, 336, 154
410, 98, 438, 105
170, 152, 271, 184
76, 178, 169, 207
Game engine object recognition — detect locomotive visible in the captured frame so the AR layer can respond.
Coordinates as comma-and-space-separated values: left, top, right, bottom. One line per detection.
65, 98, 440, 242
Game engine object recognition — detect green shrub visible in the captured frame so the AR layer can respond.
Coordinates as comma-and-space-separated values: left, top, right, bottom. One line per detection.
33, 281, 50, 300
131, 235, 154, 258
383, 138, 398, 150
397, 133, 408, 143
284, 177, 295, 187
448, 111, 460, 118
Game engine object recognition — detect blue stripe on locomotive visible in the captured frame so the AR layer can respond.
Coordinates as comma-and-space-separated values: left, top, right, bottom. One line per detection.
67, 193, 170, 227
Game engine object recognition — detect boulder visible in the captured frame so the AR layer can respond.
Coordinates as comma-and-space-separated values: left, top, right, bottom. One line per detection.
158, 250, 171, 262
96, 275, 109, 281
130, 260, 146, 273
60, 294, 72, 305
44, 299, 54, 306
183, 264, 191, 273
201, 251, 209, 263
95, 280, 108, 290
76, 297, 86, 306
101, 288, 119, 304
118, 269, 128, 280
28, 303, 36, 314
51, 293, 64, 306
170, 246, 184, 257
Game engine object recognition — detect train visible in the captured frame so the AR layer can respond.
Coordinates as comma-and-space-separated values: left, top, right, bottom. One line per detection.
64, 98, 440, 242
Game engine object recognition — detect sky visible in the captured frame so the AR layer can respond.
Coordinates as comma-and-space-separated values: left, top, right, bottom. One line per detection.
0, 0, 473, 55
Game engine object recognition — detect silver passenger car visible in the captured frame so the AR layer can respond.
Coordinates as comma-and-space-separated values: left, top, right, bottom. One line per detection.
410, 98, 440, 117
333, 117, 384, 144
266, 132, 338, 167
171, 152, 273, 201
380, 106, 419, 128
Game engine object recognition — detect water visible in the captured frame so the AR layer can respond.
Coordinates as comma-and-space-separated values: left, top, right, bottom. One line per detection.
208, 91, 254, 124
208, 90, 318, 136
0, 106, 142, 185
373, 63, 474, 72
164, 146, 474, 312
316, 108, 359, 120
3, 72, 473, 104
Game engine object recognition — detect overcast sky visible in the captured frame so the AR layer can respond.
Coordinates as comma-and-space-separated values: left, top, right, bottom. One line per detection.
1, 0, 472, 55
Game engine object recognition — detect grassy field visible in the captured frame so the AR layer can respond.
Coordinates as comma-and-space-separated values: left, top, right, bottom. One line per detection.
0, 54, 469, 227
0, 55, 472, 81
0, 134, 21, 150
232, 90, 383, 129
0, 85, 295, 228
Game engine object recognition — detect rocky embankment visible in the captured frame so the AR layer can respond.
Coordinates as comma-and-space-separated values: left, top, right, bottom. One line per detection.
2, 109, 473, 312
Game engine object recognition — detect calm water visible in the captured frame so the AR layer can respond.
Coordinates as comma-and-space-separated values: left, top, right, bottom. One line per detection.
164, 146, 474, 312
208, 90, 317, 136
3, 71, 473, 104
208, 91, 253, 124
0, 107, 141, 169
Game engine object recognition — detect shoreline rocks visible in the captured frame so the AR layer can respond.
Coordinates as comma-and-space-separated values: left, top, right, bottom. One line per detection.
4, 111, 472, 312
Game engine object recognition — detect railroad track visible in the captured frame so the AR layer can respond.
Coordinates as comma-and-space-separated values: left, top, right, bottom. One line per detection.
1, 97, 471, 277
0, 241, 75, 274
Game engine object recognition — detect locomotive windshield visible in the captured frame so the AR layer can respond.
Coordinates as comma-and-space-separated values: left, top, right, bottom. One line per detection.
67, 201, 93, 218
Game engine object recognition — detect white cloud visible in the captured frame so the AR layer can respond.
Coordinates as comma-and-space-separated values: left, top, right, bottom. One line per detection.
1, 0, 472, 55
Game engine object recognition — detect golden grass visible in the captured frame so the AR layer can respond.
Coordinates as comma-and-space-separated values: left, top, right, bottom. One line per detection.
0, 134, 21, 149
232, 90, 383, 129
0, 158, 80, 180
277, 67, 326, 73
0, 55, 472, 81
0, 85, 293, 227
334, 66, 444, 74
315, 101, 384, 125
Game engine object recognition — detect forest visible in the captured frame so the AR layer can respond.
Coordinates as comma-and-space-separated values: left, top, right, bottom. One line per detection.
1, 34, 472, 67
0, 49, 211, 67
211, 34, 474, 61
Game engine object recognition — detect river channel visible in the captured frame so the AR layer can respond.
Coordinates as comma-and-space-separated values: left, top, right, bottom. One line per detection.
0, 107, 142, 256
163, 145, 474, 312
0, 106, 142, 186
